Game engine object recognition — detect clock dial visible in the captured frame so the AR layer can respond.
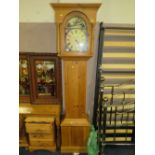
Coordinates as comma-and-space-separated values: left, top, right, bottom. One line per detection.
65, 16, 88, 52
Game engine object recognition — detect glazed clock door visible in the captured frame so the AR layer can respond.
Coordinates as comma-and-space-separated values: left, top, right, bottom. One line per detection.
65, 16, 88, 52
60, 12, 92, 57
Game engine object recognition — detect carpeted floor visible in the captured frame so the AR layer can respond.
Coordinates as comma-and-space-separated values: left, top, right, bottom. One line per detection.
19, 145, 135, 155
105, 145, 135, 155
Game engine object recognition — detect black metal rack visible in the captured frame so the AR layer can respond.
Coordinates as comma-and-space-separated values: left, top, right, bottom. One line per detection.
93, 22, 105, 128
93, 23, 135, 155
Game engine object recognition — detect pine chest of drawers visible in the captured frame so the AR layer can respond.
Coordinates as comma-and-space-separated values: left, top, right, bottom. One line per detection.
25, 116, 56, 152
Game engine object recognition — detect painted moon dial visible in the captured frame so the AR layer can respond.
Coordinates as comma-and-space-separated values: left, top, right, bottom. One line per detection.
65, 16, 88, 52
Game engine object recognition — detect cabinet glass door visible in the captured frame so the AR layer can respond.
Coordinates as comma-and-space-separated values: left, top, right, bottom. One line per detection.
19, 56, 31, 103
19, 59, 30, 96
35, 60, 56, 97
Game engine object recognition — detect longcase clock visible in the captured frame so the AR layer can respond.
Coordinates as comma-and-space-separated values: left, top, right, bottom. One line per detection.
51, 3, 101, 152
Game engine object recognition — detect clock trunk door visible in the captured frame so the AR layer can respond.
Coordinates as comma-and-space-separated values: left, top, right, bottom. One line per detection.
64, 59, 86, 118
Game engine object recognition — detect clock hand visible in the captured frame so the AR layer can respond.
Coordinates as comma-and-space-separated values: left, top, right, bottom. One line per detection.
75, 39, 79, 44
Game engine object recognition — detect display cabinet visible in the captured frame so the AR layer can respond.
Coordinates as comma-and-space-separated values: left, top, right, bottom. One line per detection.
19, 53, 61, 104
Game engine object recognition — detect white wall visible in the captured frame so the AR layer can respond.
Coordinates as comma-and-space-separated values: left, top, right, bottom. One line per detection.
20, 0, 135, 24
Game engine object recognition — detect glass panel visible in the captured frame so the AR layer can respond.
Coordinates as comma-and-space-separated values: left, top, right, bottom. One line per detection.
19, 59, 30, 95
35, 60, 56, 96
65, 16, 88, 52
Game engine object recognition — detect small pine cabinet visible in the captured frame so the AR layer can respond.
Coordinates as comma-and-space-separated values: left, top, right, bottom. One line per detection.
25, 117, 56, 152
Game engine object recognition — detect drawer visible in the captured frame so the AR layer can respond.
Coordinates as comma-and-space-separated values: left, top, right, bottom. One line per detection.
30, 139, 55, 146
29, 133, 55, 140
29, 145, 56, 152
26, 123, 54, 134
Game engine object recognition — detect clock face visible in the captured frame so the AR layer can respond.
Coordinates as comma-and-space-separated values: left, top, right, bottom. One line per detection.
65, 16, 88, 52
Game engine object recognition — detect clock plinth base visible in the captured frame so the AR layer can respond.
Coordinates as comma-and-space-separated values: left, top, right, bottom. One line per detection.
60, 117, 90, 153
61, 146, 86, 153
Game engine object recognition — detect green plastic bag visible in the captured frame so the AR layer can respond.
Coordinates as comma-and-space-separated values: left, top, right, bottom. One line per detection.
87, 125, 99, 155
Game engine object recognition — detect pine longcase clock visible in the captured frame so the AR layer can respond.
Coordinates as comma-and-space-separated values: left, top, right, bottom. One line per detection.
51, 3, 101, 152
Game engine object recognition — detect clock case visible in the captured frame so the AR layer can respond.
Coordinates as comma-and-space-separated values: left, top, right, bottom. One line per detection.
51, 3, 101, 153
